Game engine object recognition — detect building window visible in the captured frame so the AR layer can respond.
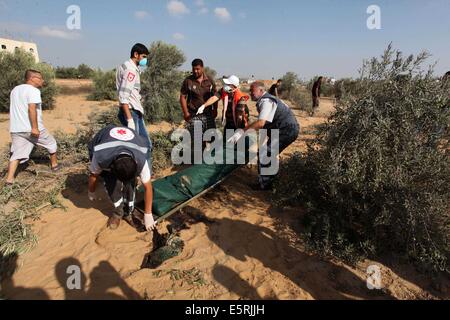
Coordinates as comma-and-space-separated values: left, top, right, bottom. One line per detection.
1, 45, 6, 50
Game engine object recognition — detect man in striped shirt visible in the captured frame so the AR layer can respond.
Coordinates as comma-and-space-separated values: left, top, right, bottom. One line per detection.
116, 43, 152, 161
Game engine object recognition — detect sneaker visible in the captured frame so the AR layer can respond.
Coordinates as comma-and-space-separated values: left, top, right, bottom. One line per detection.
51, 164, 62, 172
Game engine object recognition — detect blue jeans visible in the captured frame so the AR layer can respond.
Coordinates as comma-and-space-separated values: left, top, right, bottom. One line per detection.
118, 109, 153, 163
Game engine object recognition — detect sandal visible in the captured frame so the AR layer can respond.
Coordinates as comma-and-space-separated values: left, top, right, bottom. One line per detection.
51, 164, 62, 172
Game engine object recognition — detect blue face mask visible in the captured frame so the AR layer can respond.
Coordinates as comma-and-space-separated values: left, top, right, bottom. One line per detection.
139, 58, 148, 67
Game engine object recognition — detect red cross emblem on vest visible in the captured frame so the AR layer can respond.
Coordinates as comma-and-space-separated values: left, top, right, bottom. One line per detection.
117, 129, 127, 136
109, 127, 135, 141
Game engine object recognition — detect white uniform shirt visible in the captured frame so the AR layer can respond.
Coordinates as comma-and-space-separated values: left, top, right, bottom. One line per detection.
9, 84, 45, 133
257, 93, 278, 123
116, 59, 144, 114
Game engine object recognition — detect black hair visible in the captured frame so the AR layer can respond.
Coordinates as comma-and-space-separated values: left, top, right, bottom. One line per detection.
25, 69, 42, 81
277, 79, 282, 83
130, 43, 149, 58
111, 154, 137, 182
192, 59, 204, 67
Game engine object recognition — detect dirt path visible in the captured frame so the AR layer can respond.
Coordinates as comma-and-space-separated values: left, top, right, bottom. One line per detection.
1, 83, 445, 300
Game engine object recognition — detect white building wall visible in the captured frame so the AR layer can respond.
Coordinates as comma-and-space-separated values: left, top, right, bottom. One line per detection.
0, 38, 40, 62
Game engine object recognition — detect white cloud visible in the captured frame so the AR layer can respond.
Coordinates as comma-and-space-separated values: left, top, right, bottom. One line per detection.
134, 11, 150, 20
214, 7, 231, 23
172, 32, 185, 40
35, 26, 81, 40
167, 0, 190, 16
198, 7, 209, 15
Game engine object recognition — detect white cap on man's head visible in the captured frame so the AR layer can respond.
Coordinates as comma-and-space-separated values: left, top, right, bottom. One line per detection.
223, 75, 240, 87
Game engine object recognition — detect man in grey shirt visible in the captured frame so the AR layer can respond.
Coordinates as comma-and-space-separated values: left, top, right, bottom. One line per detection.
228, 81, 300, 190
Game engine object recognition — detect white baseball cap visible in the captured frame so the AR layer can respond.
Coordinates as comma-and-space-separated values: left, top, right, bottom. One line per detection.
223, 75, 240, 87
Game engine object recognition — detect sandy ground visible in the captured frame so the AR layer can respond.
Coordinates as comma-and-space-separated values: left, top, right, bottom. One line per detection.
0, 80, 111, 146
1, 80, 447, 300
0, 79, 174, 150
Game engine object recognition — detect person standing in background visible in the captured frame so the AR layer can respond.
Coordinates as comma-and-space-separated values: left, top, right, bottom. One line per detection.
269, 79, 282, 97
311, 76, 323, 116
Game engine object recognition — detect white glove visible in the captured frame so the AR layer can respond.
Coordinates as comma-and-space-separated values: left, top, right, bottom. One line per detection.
196, 105, 206, 115
127, 119, 136, 130
144, 213, 157, 231
88, 191, 96, 201
227, 129, 245, 144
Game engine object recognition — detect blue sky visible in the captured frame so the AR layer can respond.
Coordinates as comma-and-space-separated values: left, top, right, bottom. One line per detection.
1, 0, 449, 80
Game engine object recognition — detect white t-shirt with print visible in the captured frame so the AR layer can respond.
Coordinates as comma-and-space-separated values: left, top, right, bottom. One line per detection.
9, 84, 45, 133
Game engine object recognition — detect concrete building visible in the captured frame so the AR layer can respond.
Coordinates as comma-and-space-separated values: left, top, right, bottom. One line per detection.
0, 38, 40, 62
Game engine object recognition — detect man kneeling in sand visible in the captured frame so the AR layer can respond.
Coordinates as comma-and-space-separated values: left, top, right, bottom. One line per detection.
87, 125, 156, 231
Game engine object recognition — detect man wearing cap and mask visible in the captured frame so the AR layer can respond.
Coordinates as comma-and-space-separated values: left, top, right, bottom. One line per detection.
87, 125, 156, 231
197, 75, 250, 130
116, 43, 152, 162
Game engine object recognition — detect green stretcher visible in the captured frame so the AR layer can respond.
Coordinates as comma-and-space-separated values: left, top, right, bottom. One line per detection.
137, 137, 256, 223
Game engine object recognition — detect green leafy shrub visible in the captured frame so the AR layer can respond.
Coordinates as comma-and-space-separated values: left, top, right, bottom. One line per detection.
76, 64, 95, 79
141, 41, 186, 123
278, 72, 311, 112
289, 87, 311, 112
333, 78, 366, 101
0, 49, 57, 112
87, 69, 117, 101
273, 45, 450, 273
55, 66, 78, 79
151, 131, 177, 174
55, 64, 95, 79
204, 66, 217, 80
279, 72, 300, 97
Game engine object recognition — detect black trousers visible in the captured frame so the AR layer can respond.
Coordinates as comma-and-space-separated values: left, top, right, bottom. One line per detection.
101, 171, 136, 218
258, 124, 300, 188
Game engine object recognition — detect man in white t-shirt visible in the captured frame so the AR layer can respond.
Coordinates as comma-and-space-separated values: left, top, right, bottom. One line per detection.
5, 70, 59, 185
